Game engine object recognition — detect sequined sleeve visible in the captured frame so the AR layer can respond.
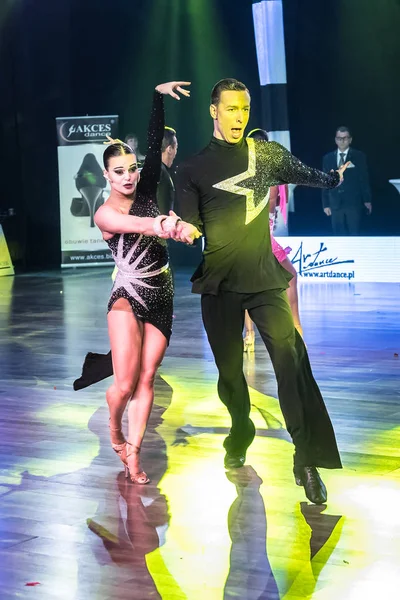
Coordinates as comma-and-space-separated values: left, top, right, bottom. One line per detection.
268, 141, 340, 188
137, 91, 165, 198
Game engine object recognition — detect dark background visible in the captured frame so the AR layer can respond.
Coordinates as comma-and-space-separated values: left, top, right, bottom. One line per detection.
1, 0, 399, 270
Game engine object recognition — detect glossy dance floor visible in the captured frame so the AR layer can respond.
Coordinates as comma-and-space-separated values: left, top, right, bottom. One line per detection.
0, 269, 399, 599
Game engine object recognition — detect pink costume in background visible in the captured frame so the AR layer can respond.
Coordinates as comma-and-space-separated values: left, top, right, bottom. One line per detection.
270, 184, 291, 263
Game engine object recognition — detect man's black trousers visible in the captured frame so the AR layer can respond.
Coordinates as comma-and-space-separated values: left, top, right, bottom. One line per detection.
201, 289, 342, 469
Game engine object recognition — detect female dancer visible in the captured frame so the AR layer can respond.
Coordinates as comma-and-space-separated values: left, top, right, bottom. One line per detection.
94, 81, 200, 484
243, 129, 302, 352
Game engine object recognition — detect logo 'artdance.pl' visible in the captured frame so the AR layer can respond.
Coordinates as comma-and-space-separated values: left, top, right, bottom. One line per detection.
291, 241, 355, 280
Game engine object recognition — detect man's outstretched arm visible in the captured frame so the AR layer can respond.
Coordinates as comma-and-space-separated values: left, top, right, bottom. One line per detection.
270, 142, 342, 189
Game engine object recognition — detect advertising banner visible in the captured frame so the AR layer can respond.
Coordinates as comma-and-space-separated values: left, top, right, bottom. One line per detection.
0, 225, 14, 277
276, 236, 400, 283
56, 115, 118, 267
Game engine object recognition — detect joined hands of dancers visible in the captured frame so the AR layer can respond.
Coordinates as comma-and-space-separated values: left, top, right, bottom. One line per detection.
155, 209, 202, 245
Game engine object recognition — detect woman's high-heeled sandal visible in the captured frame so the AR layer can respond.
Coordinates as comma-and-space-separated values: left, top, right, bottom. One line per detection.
125, 443, 150, 485
109, 421, 127, 466
243, 330, 255, 353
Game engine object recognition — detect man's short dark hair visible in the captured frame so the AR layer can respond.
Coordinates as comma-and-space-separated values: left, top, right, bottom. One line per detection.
211, 78, 250, 106
336, 126, 352, 137
247, 128, 269, 142
161, 127, 177, 152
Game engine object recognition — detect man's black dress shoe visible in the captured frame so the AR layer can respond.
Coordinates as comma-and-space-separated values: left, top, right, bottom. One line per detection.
224, 452, 246, 469
294, 465, 327, 505
223, 420, 255, 469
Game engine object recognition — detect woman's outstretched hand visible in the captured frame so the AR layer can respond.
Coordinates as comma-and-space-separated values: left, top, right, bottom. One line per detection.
155, 81, 191, 101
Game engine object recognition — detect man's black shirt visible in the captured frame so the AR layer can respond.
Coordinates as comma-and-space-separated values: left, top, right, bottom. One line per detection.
176, 137, 339, 295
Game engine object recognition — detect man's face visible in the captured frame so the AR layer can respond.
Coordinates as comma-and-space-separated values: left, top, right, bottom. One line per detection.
126, 137, 138, 151
210, 90, 251, 144
335, 130, 352, 152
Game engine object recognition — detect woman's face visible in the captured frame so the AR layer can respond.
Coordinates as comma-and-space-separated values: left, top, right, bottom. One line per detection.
105, 153, 140, 196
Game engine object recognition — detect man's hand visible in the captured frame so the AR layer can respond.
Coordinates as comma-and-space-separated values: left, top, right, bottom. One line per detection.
176, 222, 202, 245
166, 211, 201, 244
159, 211, 201, 244
324, 207, 332, 216
364, 202, 372, 215
155, 81, 191, 100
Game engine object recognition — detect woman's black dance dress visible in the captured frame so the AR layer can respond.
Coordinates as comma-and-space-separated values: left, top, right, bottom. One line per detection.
74, 91, 173, 391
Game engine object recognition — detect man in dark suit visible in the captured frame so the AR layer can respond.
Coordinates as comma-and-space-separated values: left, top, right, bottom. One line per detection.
156, 127, 178, 215
322, 126, 372, 235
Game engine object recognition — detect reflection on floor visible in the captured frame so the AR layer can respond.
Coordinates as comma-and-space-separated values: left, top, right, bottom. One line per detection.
0, 269, 399, 599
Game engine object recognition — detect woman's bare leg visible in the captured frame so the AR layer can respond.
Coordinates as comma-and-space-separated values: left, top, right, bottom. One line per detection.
127, 322, 168, 476
243, 310, 255, 352
244, 310, 254, 337
280, 258, 303, 336
106, 299, 143, 446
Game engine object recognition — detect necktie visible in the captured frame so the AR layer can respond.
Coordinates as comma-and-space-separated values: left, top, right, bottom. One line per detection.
339, 152, 345, 167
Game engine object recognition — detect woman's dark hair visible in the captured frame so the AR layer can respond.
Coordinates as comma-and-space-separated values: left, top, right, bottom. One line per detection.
247, 128, 269, 142
103, 143, 134, 169
211, 78, 250, 106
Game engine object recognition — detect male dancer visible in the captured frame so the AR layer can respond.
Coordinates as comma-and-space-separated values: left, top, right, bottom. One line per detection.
157, 127, 178, 215
175, 78, 349, 504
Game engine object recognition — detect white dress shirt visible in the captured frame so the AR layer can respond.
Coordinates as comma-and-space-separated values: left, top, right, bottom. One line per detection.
337, 148, 349, 167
